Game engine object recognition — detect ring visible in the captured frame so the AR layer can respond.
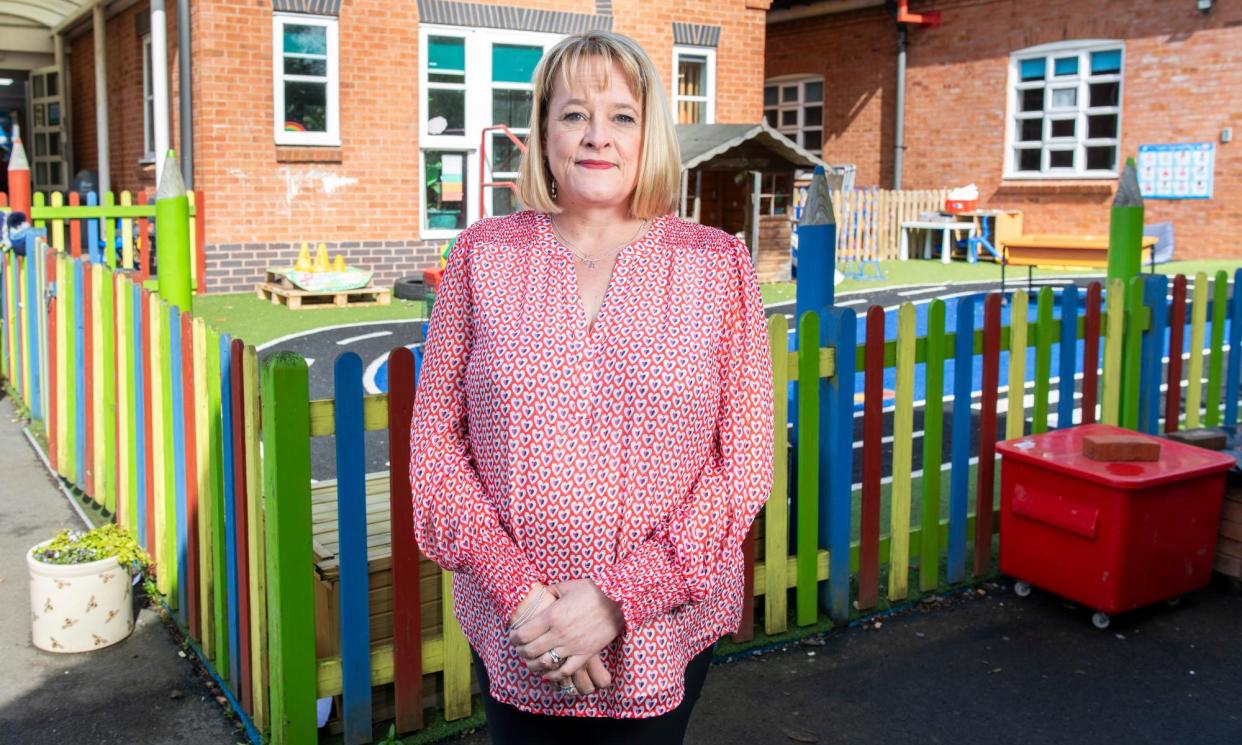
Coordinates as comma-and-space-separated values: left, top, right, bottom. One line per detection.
546, 649, 563, 668
558, 681, 578, 696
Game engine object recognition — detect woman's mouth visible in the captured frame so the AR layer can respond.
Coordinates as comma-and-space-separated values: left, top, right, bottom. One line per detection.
576, 160, 615, 170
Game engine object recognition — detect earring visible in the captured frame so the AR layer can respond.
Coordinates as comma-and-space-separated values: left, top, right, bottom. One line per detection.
550, 180, 558, 199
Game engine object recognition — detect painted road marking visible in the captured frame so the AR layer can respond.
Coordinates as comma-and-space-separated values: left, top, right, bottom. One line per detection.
897, 285, 948, 297
337, 330, 393, 345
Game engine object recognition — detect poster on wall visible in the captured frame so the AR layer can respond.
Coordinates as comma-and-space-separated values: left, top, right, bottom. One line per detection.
1136, 142, 1215, 200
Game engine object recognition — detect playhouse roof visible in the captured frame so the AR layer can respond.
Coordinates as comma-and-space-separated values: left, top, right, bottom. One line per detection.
677, 122, 825, 172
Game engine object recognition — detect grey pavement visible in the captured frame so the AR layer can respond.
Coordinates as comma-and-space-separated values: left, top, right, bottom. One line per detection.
0, 393, 244, 745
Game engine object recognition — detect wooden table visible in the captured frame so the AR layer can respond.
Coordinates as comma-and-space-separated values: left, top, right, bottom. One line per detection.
900, 220, 977, 264
1001, 234, 1157, 292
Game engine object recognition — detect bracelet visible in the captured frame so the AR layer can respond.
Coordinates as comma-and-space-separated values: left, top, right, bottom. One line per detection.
507, 586, 548, 632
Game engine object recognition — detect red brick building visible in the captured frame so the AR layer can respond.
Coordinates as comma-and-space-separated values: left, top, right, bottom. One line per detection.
767, 0, 1241, 259
6, 0, 772, 292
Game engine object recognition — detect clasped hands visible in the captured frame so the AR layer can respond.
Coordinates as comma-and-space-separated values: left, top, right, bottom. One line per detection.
507, 579, 624, 697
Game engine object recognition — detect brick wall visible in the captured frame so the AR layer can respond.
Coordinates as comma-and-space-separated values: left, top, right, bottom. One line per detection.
767, 0, 1242, 260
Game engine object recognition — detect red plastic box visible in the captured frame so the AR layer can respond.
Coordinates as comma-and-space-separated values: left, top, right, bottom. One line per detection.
998, 424, 1234, 622
944, 198, 977, 214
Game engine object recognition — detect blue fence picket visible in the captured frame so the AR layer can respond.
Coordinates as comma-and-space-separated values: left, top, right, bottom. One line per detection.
220, 333, 240, 693
1140, 274, 1169, 434
1057, 285, 1078, 428
334, 352, 374, 744
947, 296, 975, 584
73, 260, 85, 488
86, 191, 100, 264
170, 307, 189, 625
24, 234, 42, 420
820, 306, 855, 623
1226, 268, 1242, 427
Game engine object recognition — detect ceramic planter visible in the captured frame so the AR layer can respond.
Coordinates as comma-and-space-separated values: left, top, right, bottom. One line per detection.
27, 541, 135, 653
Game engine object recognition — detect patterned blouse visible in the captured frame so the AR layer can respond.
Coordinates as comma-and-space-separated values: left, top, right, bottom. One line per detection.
409, 210, 774, 718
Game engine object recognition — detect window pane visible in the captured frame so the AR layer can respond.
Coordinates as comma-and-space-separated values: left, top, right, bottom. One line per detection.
493, 187, 520, 217
425, 151, 467, 231
33, 75, 44, 99
284, 57, 327, 76
1050, 119, 1075, 138
1017, 148, 1041, 171
764, 86, 778, 106
1091, 49, 1121, 74
34, 133, 45, 156
48, 132, 59, 156
493, 44, 542, 84
284, 24, 326, 56
1089, 81, 1120, 108
48, 103, 60, 126
679, 99, 706, 124
1054, 57, 1079, 77
491, 132, 526, 173
1020, 88, 1044, 112
1088, 113, 1118, 138
1019, 57, 1045, 81
47, 72, 58, 96
677, 55, 707, 97
429, 36, 465, 74
782, 85, 798, 103
49, 162, 61, 186
804, 81, 823, 103
36, 162, 47, 184
492, 89, 532, 129
427, 88, 465, 135
802, 129, 822, 150
1086, 145, 1116, 171
1050, 88, 1076, 108
804, 105, 822, 127
284, 81, 327, 132
780, 109, 798, 127
764, 109, 778, 126
1049, 149, 1074, 168
1019, 118, 1042, 142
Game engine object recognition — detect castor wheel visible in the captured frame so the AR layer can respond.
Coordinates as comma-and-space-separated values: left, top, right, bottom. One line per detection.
1014, 581, 1032, 598
1091, 612, 1111, 630
1165, 596, 1182, 607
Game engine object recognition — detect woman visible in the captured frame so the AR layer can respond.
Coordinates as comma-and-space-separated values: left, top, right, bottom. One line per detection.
410, 30, 773, 744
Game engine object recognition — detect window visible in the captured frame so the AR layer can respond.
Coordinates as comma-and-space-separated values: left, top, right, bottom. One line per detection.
142, 35, 154, 160
1006, 40, 1123, 178
420, 26, 558, 237
763, 77, 822, 156
673, 47, 715, 124
760, 173, 792, 216
273, 14, 339, 146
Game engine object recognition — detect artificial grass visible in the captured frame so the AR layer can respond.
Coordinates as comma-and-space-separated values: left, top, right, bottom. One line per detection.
192, 292, 427, 347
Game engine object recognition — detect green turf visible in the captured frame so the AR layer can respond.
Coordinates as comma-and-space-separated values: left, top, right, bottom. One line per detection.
192, 293, 427, 346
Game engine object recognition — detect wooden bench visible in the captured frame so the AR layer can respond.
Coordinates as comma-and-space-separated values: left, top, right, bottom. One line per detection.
1000, 234, 1158, 292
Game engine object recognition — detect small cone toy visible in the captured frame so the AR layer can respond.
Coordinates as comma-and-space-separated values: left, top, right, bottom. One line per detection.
314, 242, 330, 273
295, 241, 312, 271
333, 255, 345, 273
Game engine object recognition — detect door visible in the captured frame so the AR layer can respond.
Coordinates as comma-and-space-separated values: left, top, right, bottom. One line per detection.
29, 65, 68, 192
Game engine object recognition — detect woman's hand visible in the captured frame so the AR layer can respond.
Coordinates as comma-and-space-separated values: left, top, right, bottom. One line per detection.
508, 582, 556, 630
508, 579, 624, 684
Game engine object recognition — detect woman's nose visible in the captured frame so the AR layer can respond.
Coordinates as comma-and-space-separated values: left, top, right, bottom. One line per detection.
582, 117, 611, 149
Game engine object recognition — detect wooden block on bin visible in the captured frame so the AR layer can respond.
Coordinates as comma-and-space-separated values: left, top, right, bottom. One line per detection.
1166, 429, 1229, 451
1082, 434, 1161, 462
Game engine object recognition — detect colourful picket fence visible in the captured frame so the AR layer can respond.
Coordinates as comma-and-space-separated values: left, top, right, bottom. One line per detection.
1, 189, 207, 293
255, 270, 1242, 742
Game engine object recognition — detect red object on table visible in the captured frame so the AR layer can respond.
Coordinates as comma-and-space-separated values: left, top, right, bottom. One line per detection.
998, 423, 1234, 617
1081, 433, 1161, 462
944, 198, 977, 214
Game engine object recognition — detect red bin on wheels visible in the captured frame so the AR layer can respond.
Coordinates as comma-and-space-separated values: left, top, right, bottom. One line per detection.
998, 423, 1235, 629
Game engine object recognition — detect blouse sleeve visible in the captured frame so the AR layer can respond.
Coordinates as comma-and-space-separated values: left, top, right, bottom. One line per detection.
592, 239, 774, 632
409, 227, 539, 619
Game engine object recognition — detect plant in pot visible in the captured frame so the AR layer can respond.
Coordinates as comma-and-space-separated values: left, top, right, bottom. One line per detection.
27, 524, 150, 653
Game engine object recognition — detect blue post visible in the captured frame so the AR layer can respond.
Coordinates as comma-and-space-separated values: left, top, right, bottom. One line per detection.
24, 232, 41, 420
820, 306, 854, 623
220, 333, 240, 694
795, 166, 838, 321
1057, 286, 1078, 429
1225, 268, 1242, 427
170, 307, 189, 626
1140, 274, 1169, 434
947, 296, 976, 585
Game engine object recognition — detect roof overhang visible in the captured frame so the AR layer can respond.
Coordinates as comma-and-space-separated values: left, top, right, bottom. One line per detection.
767, 0, 885, 24
678, 121, 826, 172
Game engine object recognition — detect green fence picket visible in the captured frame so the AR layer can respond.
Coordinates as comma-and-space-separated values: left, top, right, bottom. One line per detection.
889, 302, 916, 601
1205, 270, 1228, 426
919, 299, 946, 592
1005, 291, 1029, 439
796, 312, 820, 627
1120, 276, 1145, 430
766, 315, 789, 635
1101, 279, 1125, 425
1186, 274, 1209, 428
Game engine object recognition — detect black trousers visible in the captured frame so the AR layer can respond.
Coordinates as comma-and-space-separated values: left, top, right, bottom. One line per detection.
471, 644, 715, 745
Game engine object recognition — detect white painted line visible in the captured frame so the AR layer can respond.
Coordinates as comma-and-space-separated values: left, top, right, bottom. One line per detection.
363, 342, 424, 395
896, 285, 947, 297
337, 330, 393, 346
255, 318, 426, 351
836, 298, 867, 307
304, 357, 315, 368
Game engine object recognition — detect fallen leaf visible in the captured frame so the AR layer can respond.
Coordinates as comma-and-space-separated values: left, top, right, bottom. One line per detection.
784, 729, 819, 743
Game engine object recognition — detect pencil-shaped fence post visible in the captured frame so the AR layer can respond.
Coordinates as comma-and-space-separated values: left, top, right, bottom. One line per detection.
260, 353, 317, 745
821, 306, 855, 622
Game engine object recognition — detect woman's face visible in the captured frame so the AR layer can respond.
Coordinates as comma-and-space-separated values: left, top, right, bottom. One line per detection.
543, 59, 643, 213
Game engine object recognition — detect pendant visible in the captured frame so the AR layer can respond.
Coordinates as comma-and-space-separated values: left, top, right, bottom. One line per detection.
579, 256, 596, 269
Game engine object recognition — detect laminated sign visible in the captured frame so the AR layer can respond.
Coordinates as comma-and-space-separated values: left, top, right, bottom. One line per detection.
1137, 142, 1215, 200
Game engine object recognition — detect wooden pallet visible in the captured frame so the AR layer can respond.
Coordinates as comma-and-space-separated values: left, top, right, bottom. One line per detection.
256, 281, 391, 310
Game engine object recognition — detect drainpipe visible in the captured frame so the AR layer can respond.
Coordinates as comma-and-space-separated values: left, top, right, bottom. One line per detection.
178, 0, 193, 188
893, 22, 907, 189
151, 0, 171, 179
93, 1, 110, 195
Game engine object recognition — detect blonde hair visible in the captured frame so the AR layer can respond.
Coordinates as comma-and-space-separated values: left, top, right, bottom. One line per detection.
517, 31, 681, 219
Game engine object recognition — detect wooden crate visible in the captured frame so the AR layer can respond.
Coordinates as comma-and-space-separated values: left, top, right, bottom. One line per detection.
1215, 480, 1242, 581
256, 281, 391, 310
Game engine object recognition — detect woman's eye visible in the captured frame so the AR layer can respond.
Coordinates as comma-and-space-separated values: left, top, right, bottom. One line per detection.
614, 114, 637, 124
562, 112, 586, 121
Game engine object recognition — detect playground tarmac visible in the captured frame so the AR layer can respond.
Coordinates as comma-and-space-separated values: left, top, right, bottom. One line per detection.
0, 394, 245, 745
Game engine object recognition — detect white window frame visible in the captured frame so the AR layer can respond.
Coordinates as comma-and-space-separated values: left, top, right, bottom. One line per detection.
141, 34, 154, 162
763, 75, 823, 157
672, 46, 715, 125
418, 25, 560, 239
272, 13, 340, 147
1003, 39, 1124, 180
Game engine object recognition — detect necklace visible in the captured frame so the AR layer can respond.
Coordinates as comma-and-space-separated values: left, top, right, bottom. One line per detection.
550, 216, 649, 269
